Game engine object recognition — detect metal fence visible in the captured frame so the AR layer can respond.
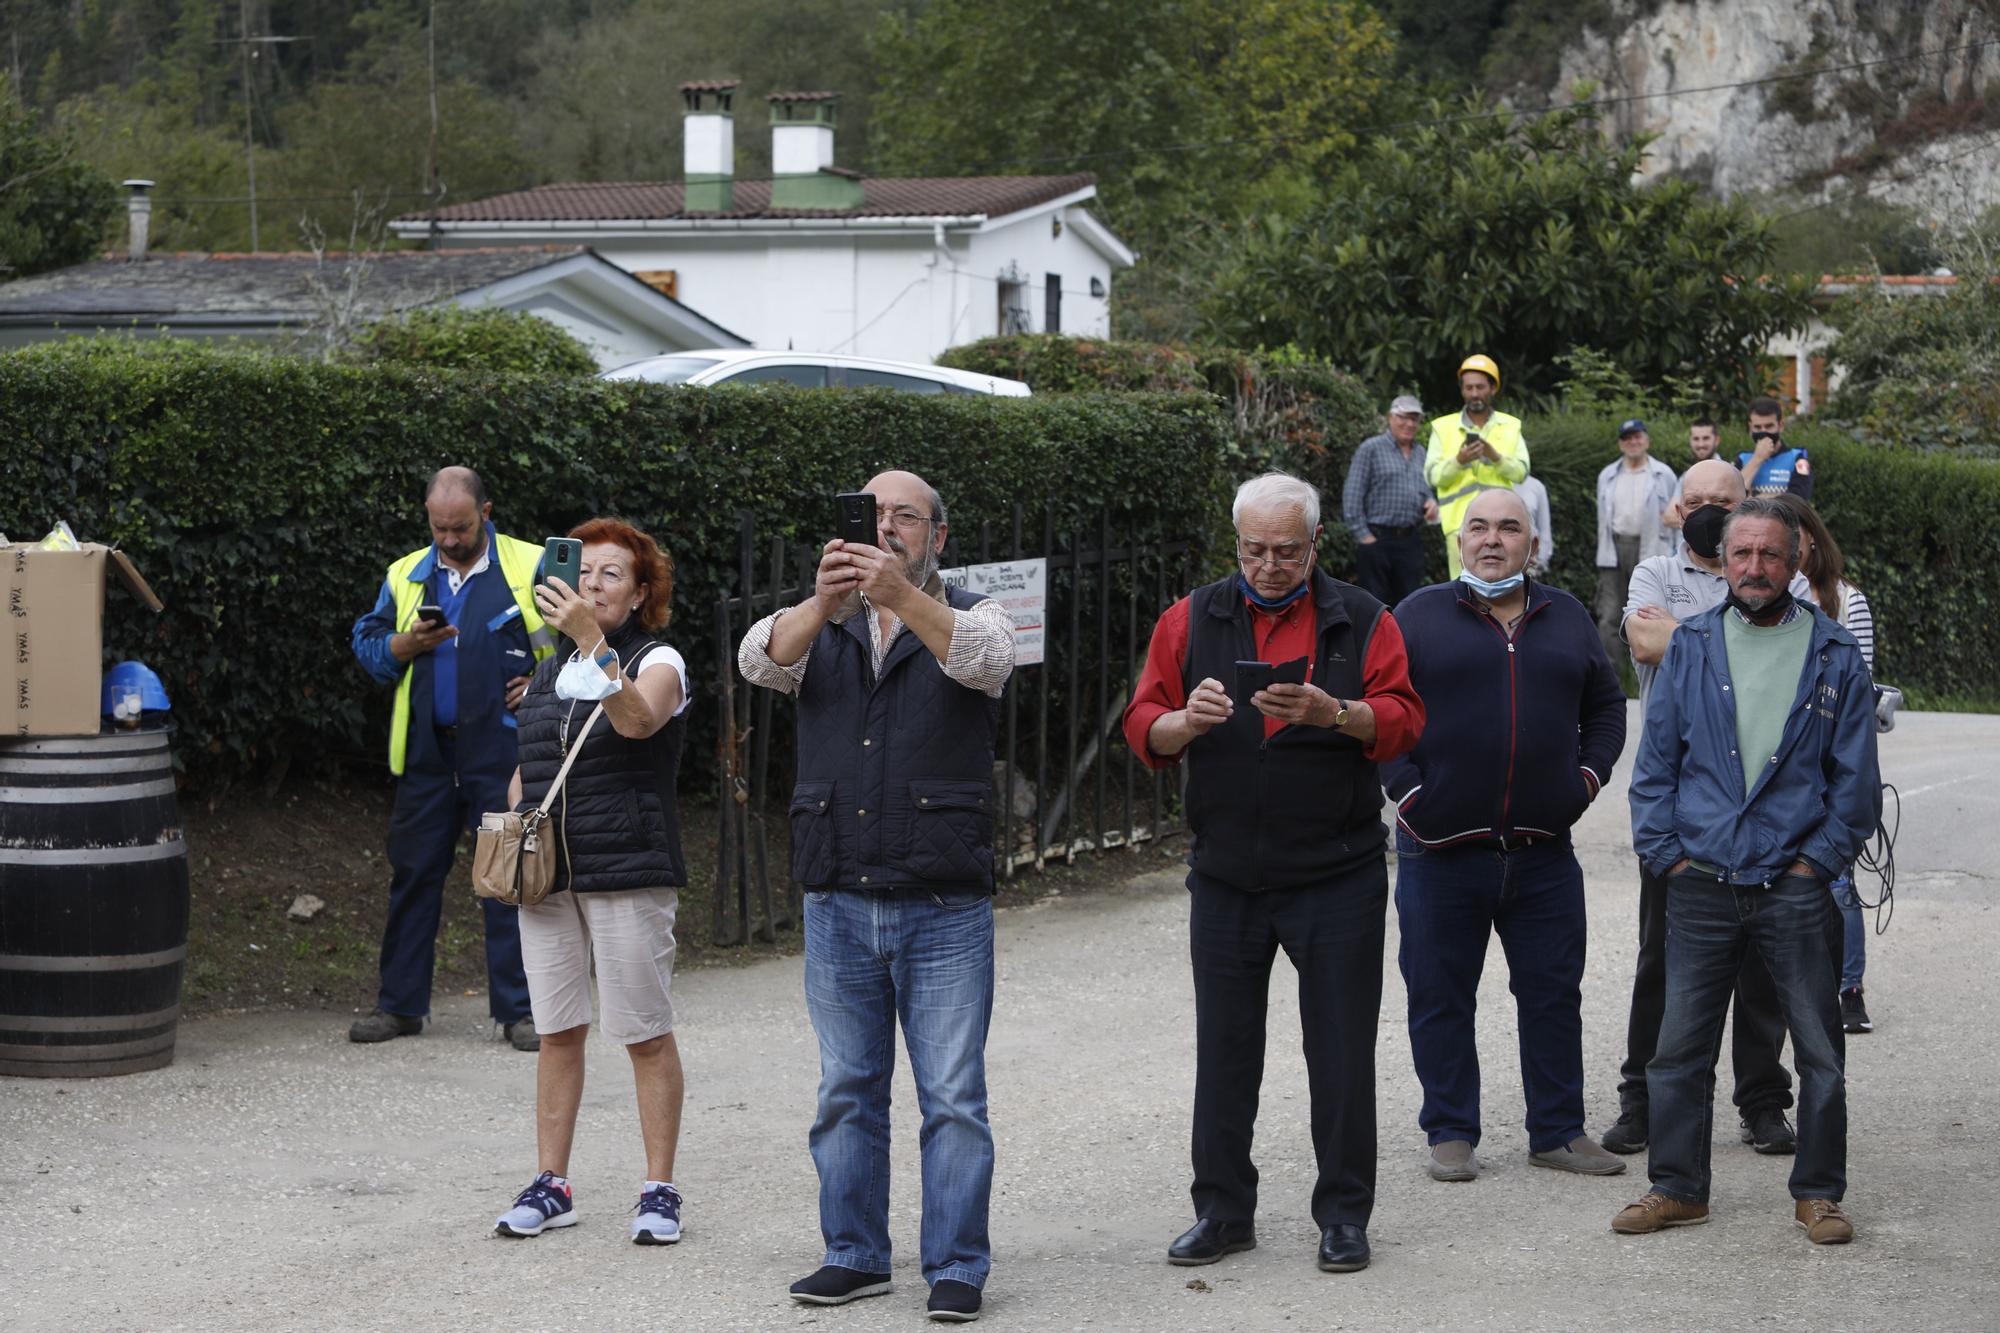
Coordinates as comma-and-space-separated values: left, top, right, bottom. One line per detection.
707, 505, 1203, 945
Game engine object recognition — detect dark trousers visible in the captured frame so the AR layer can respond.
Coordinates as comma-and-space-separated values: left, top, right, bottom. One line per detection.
1648, 872, 1847, 1203
378, 759, 529, 1022
1355, 529, 1428, 609
1594, 535, 1642, 668
1188, 860, 1386, 1230
1616, 860, 1791, 1120
1394, 831, 1587, 1153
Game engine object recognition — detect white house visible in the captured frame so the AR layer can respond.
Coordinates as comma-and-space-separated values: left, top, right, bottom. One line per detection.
1763, 272, 1958, 414
389, 83, 1136, 365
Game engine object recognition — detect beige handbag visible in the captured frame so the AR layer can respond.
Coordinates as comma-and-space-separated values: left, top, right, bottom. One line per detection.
473, 702, 604, 908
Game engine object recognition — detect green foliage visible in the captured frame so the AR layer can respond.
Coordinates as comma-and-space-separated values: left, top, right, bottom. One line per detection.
1823, 248, 2000, 453
0, 77, 118, 276
1202, 100, 1817, 410
345, 306, 600, 377
1517, 413, 2000, 705
1756, 192, 1938, 277
0, 337, 1233, 787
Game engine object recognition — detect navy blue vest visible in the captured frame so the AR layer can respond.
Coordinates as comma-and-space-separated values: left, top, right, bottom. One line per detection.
404, 558, 532, 780
1181, 570, 1388, 892
790, 587, 1004, 893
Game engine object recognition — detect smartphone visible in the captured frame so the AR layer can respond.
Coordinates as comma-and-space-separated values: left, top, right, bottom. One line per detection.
415, 604, 447, 629
1233, 655, 1309, 709
835, 491, 877, 547
543, 536, 583, 591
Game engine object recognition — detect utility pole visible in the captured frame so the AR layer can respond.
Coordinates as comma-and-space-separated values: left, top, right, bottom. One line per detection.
426, 0, 442, 250
218, 4, 305, 251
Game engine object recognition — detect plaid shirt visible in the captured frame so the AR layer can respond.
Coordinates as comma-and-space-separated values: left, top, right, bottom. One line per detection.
1342, 432, 1435, 539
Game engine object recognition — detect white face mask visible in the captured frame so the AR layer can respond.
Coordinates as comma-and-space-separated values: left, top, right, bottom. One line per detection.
555, 654, 624, 702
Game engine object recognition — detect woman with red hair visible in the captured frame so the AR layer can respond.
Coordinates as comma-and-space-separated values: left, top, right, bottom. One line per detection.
493, 518, 695, 1246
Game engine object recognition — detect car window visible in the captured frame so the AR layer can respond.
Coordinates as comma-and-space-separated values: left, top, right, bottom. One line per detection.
714, 363, 829, 387
842, 367, 948, 394
603, 355, 722, 383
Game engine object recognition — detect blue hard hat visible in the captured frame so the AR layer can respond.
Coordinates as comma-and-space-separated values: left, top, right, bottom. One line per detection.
103, 660, 171, 715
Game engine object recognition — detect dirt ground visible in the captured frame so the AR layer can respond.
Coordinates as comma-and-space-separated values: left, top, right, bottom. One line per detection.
176, 771, 1177, 1018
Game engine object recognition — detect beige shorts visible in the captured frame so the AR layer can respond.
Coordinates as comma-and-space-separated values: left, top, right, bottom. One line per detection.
519, 887, 678, 1045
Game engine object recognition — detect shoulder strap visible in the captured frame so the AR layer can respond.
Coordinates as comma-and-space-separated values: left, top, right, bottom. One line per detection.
533, 702, 606, 819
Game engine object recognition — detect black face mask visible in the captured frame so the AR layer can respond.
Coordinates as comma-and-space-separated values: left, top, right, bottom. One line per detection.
1726, 586, 1795, 621
1683, 503, 1728, 559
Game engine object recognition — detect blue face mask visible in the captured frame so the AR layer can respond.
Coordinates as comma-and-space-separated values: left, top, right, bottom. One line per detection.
1238, 573, 1311, 610
1458, 569, 1526, 599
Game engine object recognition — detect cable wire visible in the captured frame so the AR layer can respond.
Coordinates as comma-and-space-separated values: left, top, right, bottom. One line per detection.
1852, 781, 1898, 934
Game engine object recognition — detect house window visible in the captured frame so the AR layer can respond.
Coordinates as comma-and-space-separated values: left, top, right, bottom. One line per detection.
633, 269, 678, 299
1045, 273, 1062, 334
998, 271, 1031, 334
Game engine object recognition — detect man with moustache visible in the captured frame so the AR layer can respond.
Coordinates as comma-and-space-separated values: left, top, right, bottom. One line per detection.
1426, 354, 1529, 578
738, 470, 1016, 1323
1615, 497, 1879, 1244
1600, 459, 1810, 1158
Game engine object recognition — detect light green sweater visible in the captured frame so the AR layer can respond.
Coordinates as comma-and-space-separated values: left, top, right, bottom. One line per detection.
1721, 610, 1814, 796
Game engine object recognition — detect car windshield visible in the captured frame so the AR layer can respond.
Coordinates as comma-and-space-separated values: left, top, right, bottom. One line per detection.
605, 355, 724, 384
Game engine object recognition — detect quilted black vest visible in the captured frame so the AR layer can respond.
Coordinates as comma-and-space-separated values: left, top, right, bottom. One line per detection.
1181, 570, 1388, 892
789, 586, 1004, 893
516, 619, 687, 894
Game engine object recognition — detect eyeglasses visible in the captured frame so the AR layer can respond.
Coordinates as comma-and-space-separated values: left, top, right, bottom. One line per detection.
1236, 539, 1315, 571
877, 507, 936, 533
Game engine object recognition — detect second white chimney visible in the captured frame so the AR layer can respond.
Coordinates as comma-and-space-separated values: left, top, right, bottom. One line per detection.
123, 178, 155, 261
769, 91, 838, 176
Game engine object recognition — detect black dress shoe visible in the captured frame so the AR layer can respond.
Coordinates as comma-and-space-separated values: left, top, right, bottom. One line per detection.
1167, 1217, 1256, 1266
1317, 1223, 1369, 1272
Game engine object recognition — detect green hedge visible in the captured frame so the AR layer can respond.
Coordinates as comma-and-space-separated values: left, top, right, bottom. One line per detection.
1, 338, 1233, 786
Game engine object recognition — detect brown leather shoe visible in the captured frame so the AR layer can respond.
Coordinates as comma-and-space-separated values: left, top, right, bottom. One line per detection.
1611, 1192, 1710, 1234
1795, 1198, 1854, 1245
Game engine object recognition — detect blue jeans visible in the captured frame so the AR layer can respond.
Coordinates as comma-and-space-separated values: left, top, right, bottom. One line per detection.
1648, 871, 1846, 1203
803, 888, 995, 1289
1394, 831, 1587, 1154
1830, 874, 1865, 992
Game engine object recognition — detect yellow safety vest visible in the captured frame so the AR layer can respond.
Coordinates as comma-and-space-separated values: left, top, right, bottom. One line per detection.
1425, 410, 1530, 535
385, 532, 552, 775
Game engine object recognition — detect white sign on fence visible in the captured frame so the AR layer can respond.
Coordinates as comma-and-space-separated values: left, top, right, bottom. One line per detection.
939, 557, 1046, 666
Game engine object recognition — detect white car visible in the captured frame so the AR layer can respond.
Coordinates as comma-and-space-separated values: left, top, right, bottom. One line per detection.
601, 348, 1031, 397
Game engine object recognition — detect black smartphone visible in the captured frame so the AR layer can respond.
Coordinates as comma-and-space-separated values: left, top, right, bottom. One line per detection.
1233, 655, 1309, 709
835, 491, 877, 547
543, 536, 583, 591
415, 604, 447, 629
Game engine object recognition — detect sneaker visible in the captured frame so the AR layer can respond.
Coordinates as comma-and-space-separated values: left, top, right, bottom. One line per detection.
1795, 1198, 1854, 1245
789, 1265, 893, 1306
1601, 1111, 1648, 1155
505, 1017, 541, 1052
1611, 1192, 1710, 1233
1529, 1134, 1628, 1175
348, 1009, 423, 1043
631, 1182, 682, 1245
1427, 1140, 1478, 1182
494, 1171, 577, 1238
927, 1279, 982, 1322
1740, 1107, 1797, 1155
1841, 988, 1874, 1034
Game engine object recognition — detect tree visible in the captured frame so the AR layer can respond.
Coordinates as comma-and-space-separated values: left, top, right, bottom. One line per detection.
1201, 99, 1816, 407
868, 0, 1398, 340
0, 77, 118, 276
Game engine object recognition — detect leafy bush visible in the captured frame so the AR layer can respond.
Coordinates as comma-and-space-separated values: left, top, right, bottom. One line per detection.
1, 338, 1233, 787
1823, 256, 2000, 455
344, 305, 600, 377
0, 77, 118, 277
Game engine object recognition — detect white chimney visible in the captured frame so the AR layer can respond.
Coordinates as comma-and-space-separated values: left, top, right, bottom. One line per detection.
122, 179, 155, 261
680, 80, 738, 213
768, 91, 838, 176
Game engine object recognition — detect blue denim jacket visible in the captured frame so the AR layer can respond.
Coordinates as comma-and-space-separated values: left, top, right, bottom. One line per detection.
1630, 602, 1881, 885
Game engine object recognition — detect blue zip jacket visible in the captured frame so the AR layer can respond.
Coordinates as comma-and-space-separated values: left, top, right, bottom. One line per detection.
1382, 579, 1626, 846
1630, 602, 1880, 885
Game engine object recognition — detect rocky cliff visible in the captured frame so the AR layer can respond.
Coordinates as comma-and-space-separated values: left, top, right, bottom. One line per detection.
1543, 0, 2000, 218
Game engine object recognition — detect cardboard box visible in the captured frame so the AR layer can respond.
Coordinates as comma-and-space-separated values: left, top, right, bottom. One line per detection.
4, 543, 163, 738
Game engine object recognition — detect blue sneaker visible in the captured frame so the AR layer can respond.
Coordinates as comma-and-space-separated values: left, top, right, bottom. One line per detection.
631, 1181, 683, 1245
494, 1171, 577, 1238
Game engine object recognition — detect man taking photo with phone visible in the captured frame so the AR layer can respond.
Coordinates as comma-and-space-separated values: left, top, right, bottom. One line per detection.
1426, 355, 1529, 578
348, 466, 553, 1049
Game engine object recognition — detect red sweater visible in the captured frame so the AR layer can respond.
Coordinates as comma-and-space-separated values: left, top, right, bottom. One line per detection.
1122, 591, 1424, 768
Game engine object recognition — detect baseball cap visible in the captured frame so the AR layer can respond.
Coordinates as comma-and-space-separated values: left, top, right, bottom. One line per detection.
1389, 394, 1424, 416
1618, 418, 1647, 437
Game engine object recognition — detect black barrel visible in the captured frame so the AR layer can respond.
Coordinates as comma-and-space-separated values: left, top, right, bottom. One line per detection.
0, 728, 189, 1077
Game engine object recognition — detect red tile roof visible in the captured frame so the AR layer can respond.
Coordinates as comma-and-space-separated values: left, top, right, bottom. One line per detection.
396, 173, 1098, 225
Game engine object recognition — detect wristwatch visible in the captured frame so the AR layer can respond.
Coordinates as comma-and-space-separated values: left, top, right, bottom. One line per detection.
1331, 697, 1350, 728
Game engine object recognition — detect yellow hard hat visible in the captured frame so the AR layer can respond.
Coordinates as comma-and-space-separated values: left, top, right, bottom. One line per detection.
1458, 354, 1501, 390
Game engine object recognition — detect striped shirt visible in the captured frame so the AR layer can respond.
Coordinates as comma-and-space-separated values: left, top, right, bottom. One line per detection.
737, 575, 1016, 699
1804, 579, 1875, 674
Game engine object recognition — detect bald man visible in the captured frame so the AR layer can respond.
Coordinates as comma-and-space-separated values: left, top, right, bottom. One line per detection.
738, 470, 1017, 1322
1381, 490, 1628, 1181
1600, 458, 1810, 1156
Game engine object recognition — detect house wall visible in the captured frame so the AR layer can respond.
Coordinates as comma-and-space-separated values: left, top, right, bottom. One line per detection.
522, 206, 1116, 363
